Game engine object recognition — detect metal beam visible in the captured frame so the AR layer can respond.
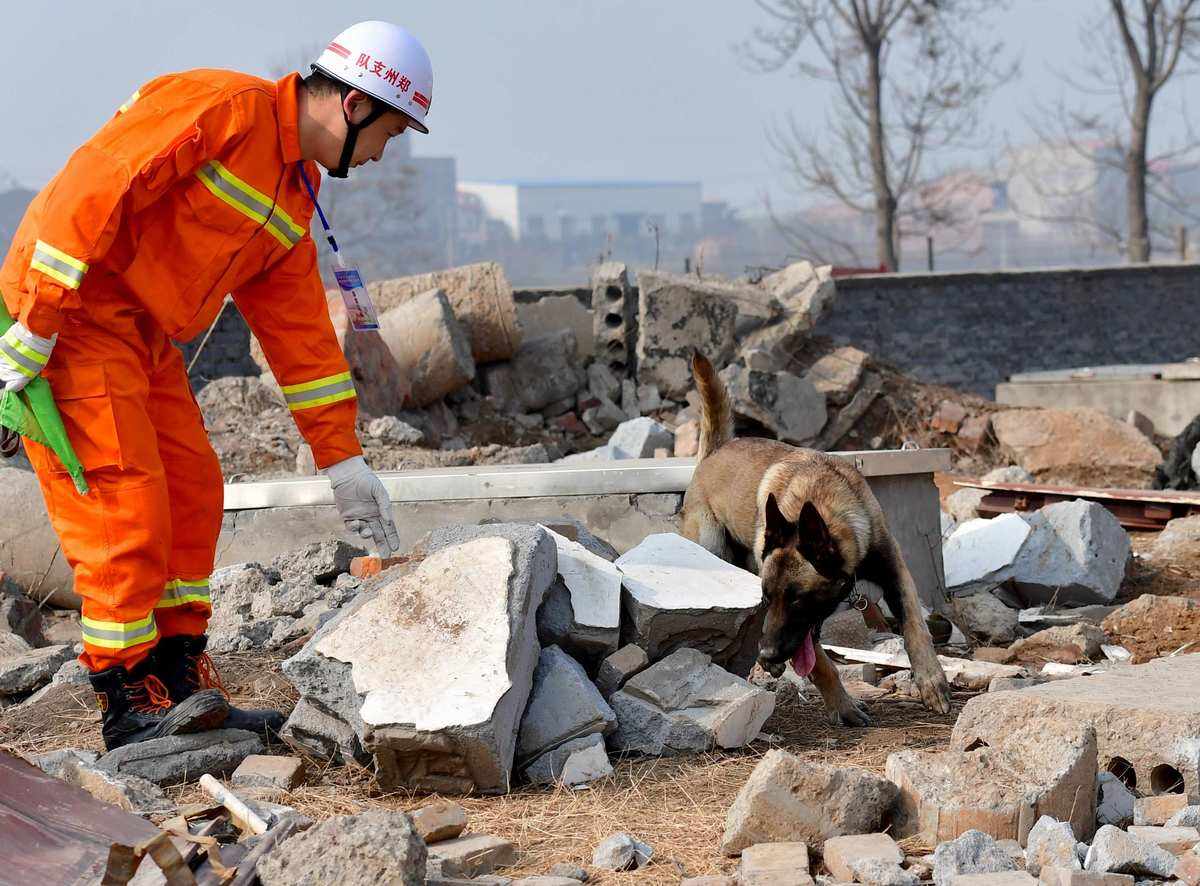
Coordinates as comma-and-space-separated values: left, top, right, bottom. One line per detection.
223, 449, 951, 511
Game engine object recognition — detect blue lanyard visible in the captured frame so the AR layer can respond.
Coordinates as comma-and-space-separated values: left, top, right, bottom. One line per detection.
298, 165, 341, 256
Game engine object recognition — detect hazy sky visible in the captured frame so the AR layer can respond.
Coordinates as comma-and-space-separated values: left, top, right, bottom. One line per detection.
4, 1, 1194, 212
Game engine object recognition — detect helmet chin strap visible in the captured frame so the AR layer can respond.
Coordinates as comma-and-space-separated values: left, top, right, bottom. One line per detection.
328, 88, 386, 179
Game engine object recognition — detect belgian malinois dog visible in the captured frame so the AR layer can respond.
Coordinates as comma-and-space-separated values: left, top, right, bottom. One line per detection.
680, 353, 952, 724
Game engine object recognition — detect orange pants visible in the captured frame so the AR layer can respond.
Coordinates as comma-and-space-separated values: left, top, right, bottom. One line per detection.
23, 302, 223, 672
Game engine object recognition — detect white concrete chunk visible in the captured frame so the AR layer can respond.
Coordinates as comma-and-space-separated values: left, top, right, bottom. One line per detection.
944, 515, 1031, 591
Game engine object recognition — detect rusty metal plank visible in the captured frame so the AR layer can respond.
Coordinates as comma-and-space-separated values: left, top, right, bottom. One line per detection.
0, 749, 160, 884
954, 480, 1200, 530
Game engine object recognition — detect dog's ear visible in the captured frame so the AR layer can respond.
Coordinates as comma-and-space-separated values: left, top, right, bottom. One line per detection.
796, 500, 845, 579
762, 493, 797, 555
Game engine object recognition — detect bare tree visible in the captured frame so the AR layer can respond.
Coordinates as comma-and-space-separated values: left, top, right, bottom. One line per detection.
1022, 1, 1200, 263
744, 0, 1015, 270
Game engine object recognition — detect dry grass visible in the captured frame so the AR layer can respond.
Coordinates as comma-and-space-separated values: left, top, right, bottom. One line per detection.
1, 648, 965, 884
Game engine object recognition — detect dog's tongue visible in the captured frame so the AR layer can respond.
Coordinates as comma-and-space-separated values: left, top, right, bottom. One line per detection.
791, 630, 816, 677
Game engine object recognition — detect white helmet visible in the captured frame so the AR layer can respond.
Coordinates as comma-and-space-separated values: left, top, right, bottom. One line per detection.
313, 21, 433, 134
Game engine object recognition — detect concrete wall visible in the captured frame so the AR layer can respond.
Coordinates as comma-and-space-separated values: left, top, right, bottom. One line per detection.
818, 263, 1200, 398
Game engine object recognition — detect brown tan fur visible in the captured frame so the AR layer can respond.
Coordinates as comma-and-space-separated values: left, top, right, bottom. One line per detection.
681, 352, 951, 723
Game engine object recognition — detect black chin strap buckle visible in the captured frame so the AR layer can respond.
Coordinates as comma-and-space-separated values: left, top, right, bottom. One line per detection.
329, 88, 387, 179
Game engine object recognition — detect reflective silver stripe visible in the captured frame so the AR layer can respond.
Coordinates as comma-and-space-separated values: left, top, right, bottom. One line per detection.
157, 579, 212, 608
197, 162, 274, 222
0, 339, 40, 375
266, 209, 304, 247
31, 246, 86, 288
283, 377, 356, 406
81, 617, 158, 645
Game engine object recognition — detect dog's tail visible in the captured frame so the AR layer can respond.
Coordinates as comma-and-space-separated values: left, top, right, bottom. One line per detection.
693, 350, 733, 461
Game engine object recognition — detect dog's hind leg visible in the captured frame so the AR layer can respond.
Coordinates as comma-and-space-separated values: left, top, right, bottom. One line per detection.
808, 643, 872, 726
859, 541, 952, 715
679, 501, 732, 561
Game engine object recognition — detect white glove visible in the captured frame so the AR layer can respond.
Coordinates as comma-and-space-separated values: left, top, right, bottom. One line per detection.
0, 322, 55, 392
323, 455, 400, 555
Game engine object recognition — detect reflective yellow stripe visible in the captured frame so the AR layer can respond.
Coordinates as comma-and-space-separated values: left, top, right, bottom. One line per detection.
280, 371, 354, 395
156, 578, 212, 609
8, 337, 49, 367
118, 89, 140, 114
31, 240, 88, 290
289, 388, 357, 411
280, 371, 357, 412
194, 161, 304, 249
80, 613, 158, 650
35, 240, 88, 273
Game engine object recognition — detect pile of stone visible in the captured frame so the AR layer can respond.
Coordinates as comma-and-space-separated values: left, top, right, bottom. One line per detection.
0, 571, 84, 708
277, 522, 773, 794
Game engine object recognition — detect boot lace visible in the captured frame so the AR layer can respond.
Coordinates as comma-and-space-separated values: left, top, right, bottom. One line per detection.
128, 674, 174, 713
190, 652, 230, 700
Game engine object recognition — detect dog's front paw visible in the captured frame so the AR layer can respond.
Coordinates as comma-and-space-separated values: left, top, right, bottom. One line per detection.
915, 668, 952, 715
828, 696, 872, 727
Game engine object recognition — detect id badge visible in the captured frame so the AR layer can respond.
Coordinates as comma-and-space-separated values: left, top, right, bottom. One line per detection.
333, 265, 380, 332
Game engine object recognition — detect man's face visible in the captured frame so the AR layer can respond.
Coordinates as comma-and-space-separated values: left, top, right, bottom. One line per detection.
342, 91, 411, 168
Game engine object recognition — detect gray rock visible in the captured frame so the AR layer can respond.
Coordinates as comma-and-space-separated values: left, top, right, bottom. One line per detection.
366, 415, 424, 445
587, 362, 622, 404
616, 533, 764, 676
581, 397, 625, 435
51, 658, 90, 686
635, 270, 740, 400
548, 862, 588, 881
0, 630, 31, 660
1025, 816, 1081, 876
279, 698, 369, 764
523, 733, 613, 786
718, 363, 827, 444
0, 583, 41, 647
852, 858, 921, 886
595, 644, 650, 698
620, 378, 639, 419
805, 346, 868, 406
257, 810, 426, 886
946, 488, 990, 524
35, 749, 174, 815
1084, 825, 1176, 878
609, 647, 774, 756
427, 834, 517, 879
535, 529, 621, 668
952, 591, 1019, 645
516, 646, 616, 766
485, 329, 584, 413
0, 644, 73, 695
1018, 605, 1119, 631
1096, 772, 1137, 827
1075, 842, 1089, 863
96, 728, 264, 787
982, 466, 1035, 485
592, 832, 652, 871
637, 383, 662, 415
1167, 805, 1200, 828
932, 830, 1017, 886
607, 417, 673, 459
271, 539, 364, 586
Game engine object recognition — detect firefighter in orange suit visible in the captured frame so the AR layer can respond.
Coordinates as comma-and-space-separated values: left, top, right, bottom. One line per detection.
0, 21, 432, 750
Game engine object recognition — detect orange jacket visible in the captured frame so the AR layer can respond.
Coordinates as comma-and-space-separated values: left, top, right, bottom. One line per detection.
0, 70, 360, 468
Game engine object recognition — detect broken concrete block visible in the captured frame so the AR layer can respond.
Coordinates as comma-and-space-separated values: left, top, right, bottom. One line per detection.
588, 361, 622, 403
1125, 825, 1199, 855
616, 533, 763, 675
592, 832, 652, 871
231, 754, 305, 792
991, 408, 1160, 488
581, 396, 625, 435
96, 728, 264, 787
933, 400, 970, 434
258, 810, 426, 886
953, 655, 1200, 812
536, 528, 621, 667
933, 830, 1018, 886
271, 538, 363, 586
1019, 605, 1117, 632
1096, 773, 1136, 827
428, 834, 518, 879
952, 592, 1019, 645
1026, 817, 1081, 876
1168, 807, 1200, 828
608, 416, 673, 458
950, 874, 1037, 886
947, 488, 990, 524
720, 749, 898, 856
484, 329, 583, 413
1006, 624, 1107, 665
635, 269, 739, 399
742, 261, 835, 364
1177, 849, 1200, 886
944, 515, 1031, 593
888, 719, 1096, 844
824, 833, 904, 881
1038, 868, 1133, 886
0, 630, 31, 660
0, 644, 72, 696
1084, 825, 1176, 878
739, 842, 814, 886
517, 646, 615, 767
409, 800, 468, 845
718, 363, 827, 444
852, 858, 921, 886
285, 524, 556, 795
366, 415, 424, 446
609, 647, 773, 757
1133, 793, 1189, 826
983, 466, 1036, 485
592, 262, 634, 378
595, 644, 650, 698
0, 582, 41, 647
523, 732, 612, 786
34, 748, 173, 815
279, 697, 368, 765
805, 346, 868, 406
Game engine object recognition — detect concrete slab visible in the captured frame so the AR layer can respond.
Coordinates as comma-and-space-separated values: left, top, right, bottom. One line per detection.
953, 655, 1200, 802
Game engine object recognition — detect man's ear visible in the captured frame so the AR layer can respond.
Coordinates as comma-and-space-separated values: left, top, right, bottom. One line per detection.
762, 493, 797, 556
342, 89, 375, 124
796, 500, 845, 579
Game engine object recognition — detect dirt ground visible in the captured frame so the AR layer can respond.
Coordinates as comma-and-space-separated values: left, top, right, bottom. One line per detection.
0, 653, 963, 883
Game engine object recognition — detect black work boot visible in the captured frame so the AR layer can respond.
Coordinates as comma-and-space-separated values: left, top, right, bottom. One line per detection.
152, 634, 285, 739
89, 660, 229, 752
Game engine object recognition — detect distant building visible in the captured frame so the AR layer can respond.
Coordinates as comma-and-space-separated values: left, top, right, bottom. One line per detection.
458, 179, 703, 243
